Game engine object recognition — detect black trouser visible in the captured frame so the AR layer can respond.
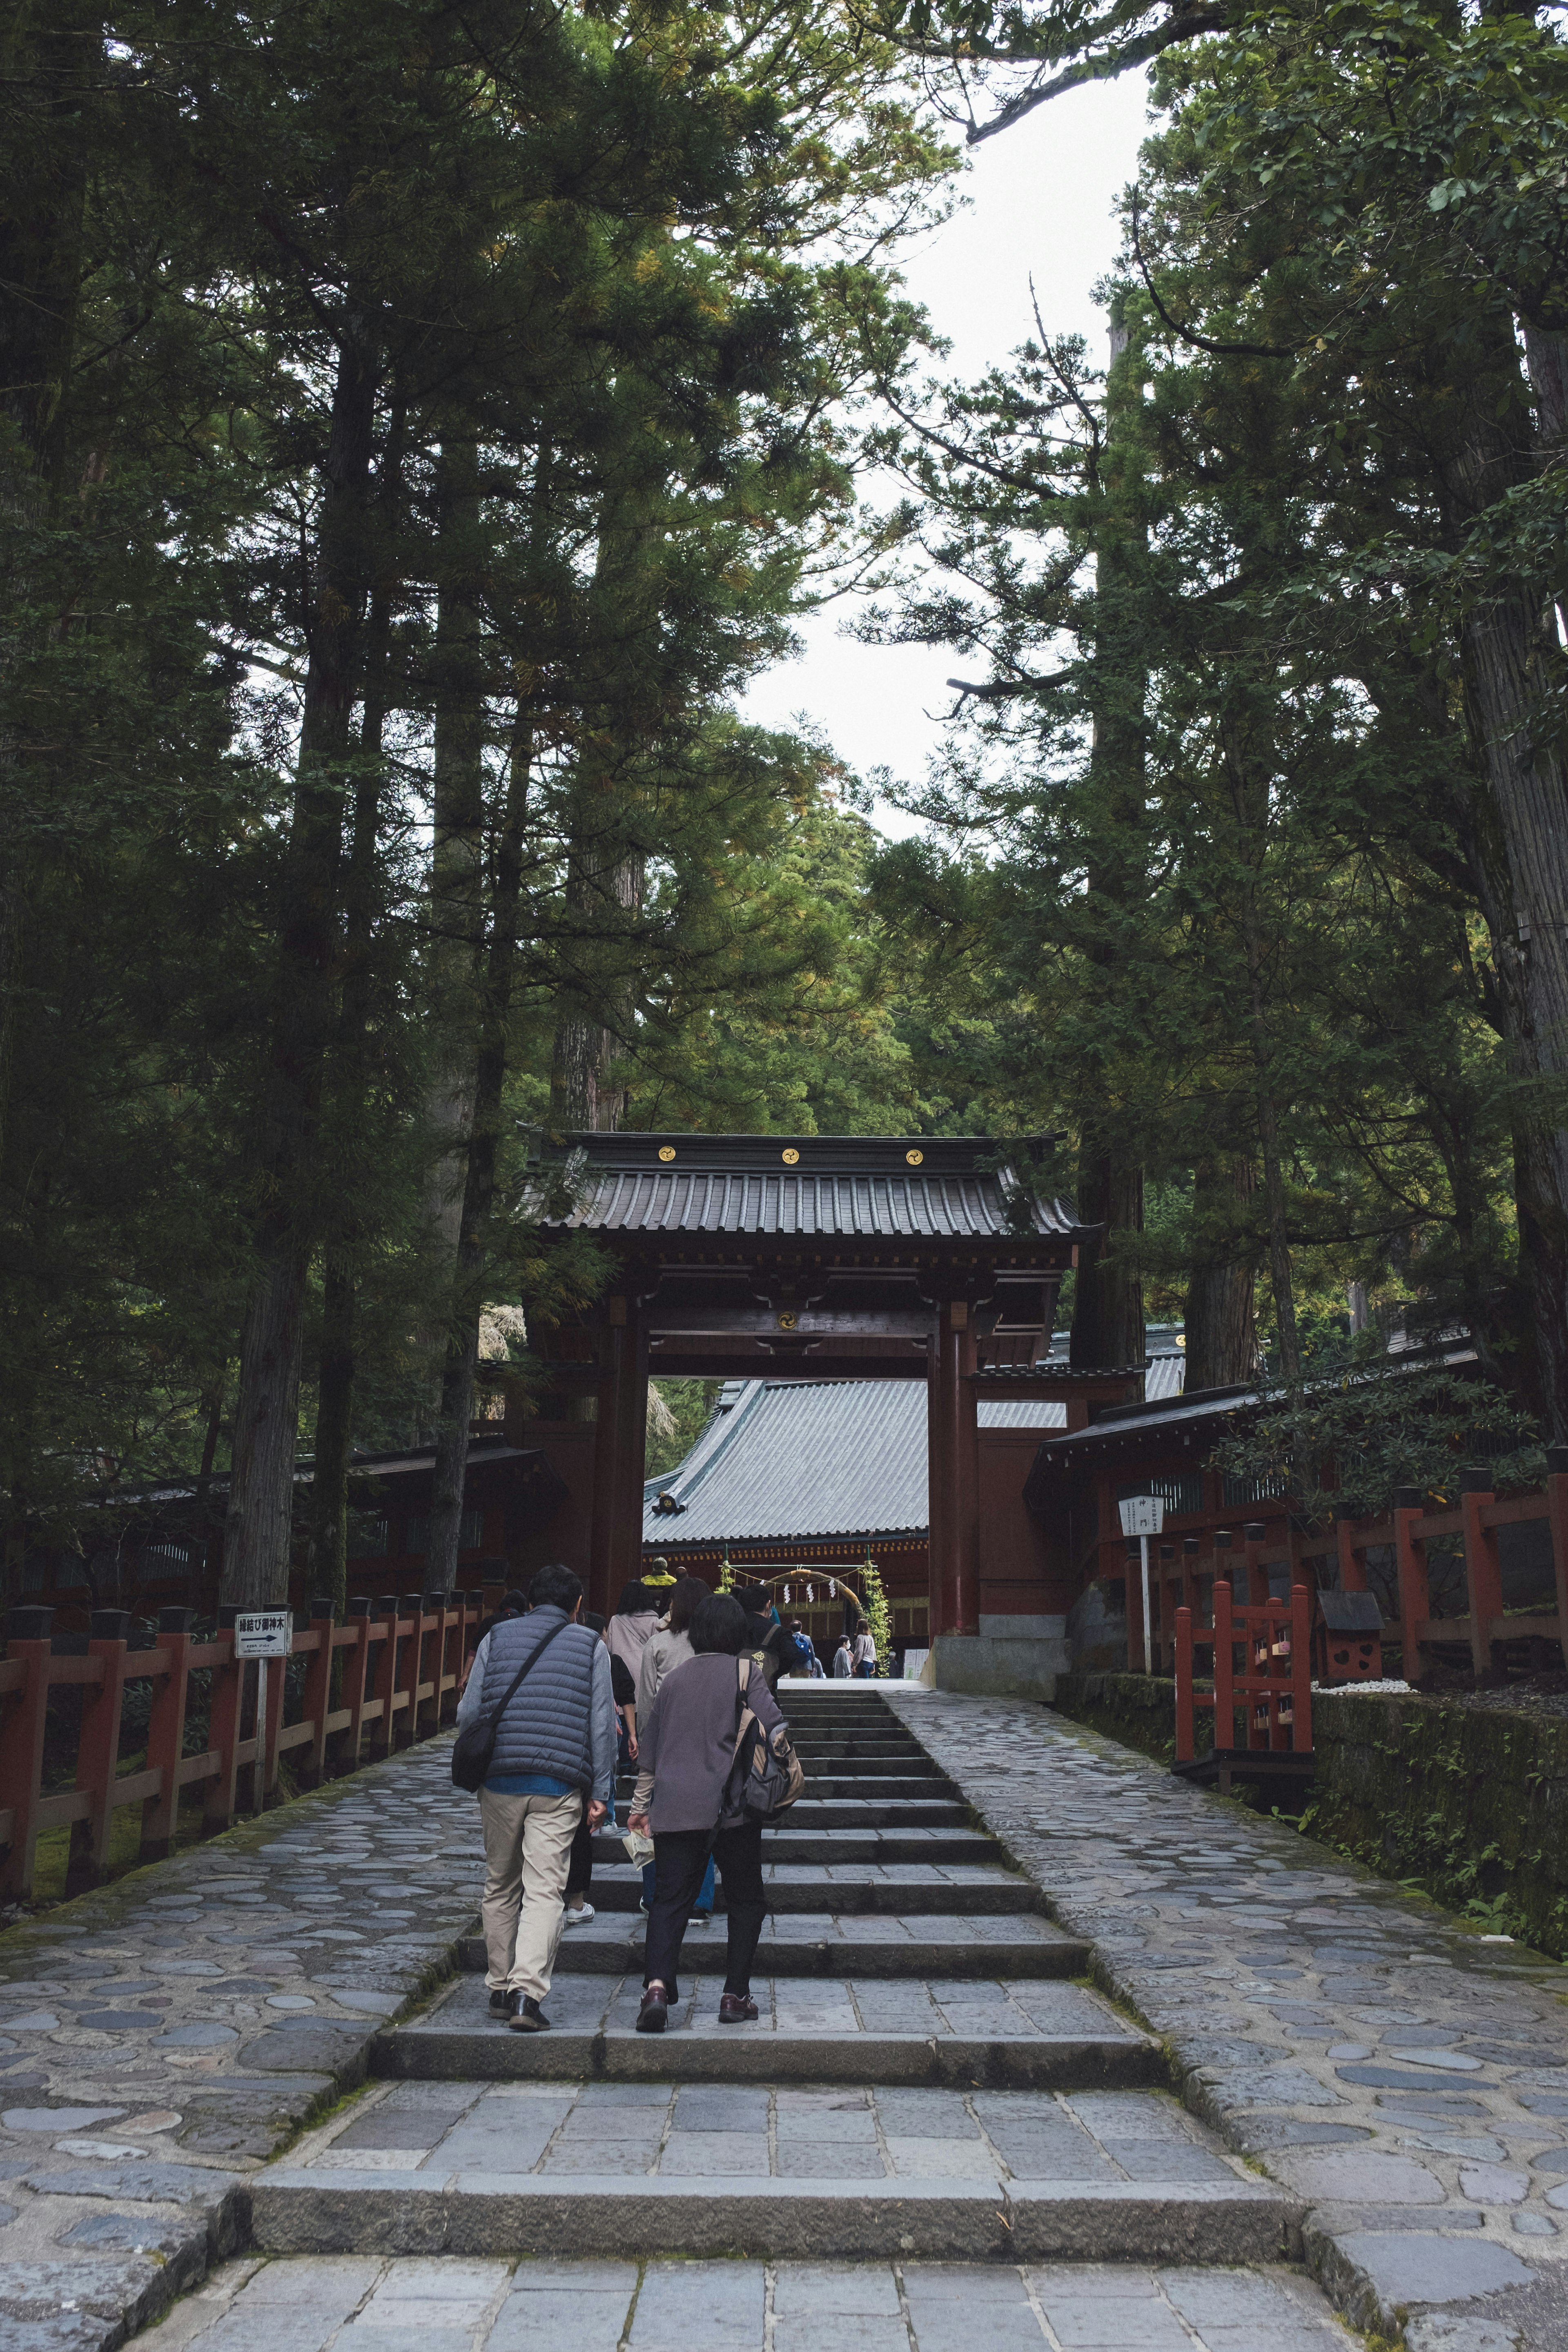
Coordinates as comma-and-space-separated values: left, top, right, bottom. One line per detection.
565, 1806, 593, 1901
643, 1821, 765, 2002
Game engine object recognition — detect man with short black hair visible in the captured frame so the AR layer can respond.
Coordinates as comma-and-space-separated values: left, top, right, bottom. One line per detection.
455, 1561, 615, 2031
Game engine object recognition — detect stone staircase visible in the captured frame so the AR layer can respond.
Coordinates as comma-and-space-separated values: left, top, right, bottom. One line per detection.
249, 1686, 1301, 2267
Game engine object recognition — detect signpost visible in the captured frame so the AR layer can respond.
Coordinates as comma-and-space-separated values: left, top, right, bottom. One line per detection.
234, 1611, 292, 1814
1117, 1495, 1165, 1674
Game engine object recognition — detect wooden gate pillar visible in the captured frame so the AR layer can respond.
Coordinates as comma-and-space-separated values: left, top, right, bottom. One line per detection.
590, 1290, 649, 1617
928, 1298, 980, 1637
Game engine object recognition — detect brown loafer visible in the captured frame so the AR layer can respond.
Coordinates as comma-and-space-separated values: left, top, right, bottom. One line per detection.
718, 1992, 758, 2024
636, 1986, 668, 2034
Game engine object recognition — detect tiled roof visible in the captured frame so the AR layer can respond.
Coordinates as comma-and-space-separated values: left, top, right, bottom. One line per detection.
641, 1381, 1078, 1547
644, 1380, 927, 1544
526, 1131, 1083, 1244
639, 1338, 1192, 1548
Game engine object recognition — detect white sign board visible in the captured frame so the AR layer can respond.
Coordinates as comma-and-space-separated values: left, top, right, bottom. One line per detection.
1118, 1494, 1165, 1538
234, 1610, 293, 1658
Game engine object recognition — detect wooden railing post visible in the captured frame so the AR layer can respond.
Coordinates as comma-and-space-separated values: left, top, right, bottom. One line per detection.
1213, 1578, 1234, 1754
340, 1597, 372, 1769
415, 1593, 440, 1738
66, 1609, 130, 1895
368, 1595, 399, 1759
1460, 1466, 1505, 1683
1393, 1485, 1431, 1684
300, 1597, 335, 1789
1291, 1583, 1313, 1756
260, 1614, 290, 1803
1183, 1534, 1205, 1631
1546, 1448, 1568, 1673
1243, 1522, 1269, 1605
437, 1597, 462, 1724
1175, 1605, 1195, 1762
141, 1607, 194, 1862
204, 1609, 244, 1835
0, 1607, 54, 1898
396, 1592, 423, 1748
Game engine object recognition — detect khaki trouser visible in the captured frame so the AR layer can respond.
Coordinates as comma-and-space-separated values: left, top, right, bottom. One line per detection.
479, 1788, 582, 2000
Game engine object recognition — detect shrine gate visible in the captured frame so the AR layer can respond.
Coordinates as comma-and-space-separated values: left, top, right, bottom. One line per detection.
519, 1130, 1135, 1649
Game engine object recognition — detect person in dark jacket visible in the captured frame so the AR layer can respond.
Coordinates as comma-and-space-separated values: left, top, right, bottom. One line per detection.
454, 1562, 615, 2031
627, 1591, 783, 2032
736, 1585, 793, 1692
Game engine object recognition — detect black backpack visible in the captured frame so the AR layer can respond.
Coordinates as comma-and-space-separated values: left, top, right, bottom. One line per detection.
722, 1657, 806, 1823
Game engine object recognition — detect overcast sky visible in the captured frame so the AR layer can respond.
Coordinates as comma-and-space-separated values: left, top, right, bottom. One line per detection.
741, 72, 1152, 835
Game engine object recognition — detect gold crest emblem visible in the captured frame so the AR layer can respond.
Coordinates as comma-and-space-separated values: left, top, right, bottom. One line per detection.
781, 1147, 800, 1165
657, 1145, 676, 1162
906, 1148, 924, 1165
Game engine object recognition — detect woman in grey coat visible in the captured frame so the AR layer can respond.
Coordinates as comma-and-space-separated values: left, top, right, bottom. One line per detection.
627, 1591, 783, 2031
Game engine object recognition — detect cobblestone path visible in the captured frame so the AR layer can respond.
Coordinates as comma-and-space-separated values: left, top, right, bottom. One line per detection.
8, 1682, 1525, 2348
883, 1687, 1568, 2352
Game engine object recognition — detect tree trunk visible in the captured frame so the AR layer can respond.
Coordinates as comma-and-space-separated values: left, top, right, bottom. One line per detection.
223, 1247, 311, 1607
308, 413, 402, 1606
548, 858, 641, 1136
1443, 355, 1568, 1435
311, 1256, 354, 1622
1069, 1153, 1145, 1370
0, 4, 91, 1166
1183, 1157, 1258, 1390
425, 716, 535, 1595
1069, 303, 1147, 1376
423, 436, 486, 1261
221, 322, 379, 1606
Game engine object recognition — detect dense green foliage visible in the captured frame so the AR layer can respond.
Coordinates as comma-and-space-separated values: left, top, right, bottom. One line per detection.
0, 0, 953, 1597
855, 0, 1568, 1465
8, 0, 1568, 1604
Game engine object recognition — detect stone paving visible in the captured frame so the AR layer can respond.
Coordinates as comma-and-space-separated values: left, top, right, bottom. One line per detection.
884, 1686, 1568, 2352
15, 1680, 1560, 2346
0, 1740, 484, 2347
131, 2253, 1353, 2352
405, 1967, 1129, 2043
280, 2079, 1238, 2184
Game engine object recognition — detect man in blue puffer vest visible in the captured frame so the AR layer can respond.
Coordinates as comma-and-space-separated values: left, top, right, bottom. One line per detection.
456, 1562, 616, 2031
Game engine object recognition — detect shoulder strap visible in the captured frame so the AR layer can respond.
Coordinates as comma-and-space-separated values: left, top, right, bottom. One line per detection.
486, 1613, 572, 1731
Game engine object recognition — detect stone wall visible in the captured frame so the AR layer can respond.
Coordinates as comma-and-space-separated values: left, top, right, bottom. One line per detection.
1049, 1670, 1179, 1762
1050, 1672, 1568, 1958
1308, 1689, 1568, 1958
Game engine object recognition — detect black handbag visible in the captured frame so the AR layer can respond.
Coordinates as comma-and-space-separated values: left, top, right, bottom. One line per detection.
451, 1615, 572, 1793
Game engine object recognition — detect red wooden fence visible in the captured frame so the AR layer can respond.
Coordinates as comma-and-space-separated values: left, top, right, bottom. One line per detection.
1115, 1454, 1568, 1686
1175, 1580, 1314, 1784
0, 1586, 500, 1900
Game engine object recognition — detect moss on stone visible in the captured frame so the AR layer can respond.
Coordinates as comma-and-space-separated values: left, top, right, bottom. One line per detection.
1051, 1672, 1568, 1958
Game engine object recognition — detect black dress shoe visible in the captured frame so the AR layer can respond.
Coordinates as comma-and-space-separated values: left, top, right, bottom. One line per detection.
508, 1995, 550, 2033
489, 1989, 514, 2017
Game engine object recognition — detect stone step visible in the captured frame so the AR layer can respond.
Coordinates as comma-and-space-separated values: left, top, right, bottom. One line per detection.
141, 2250, 1349, 2352
786, 1798, 971, 1827
788, 1746, 933, 1765
784, 1774, 956, 1800
614, 1771, 951, 1800
251, 2173, 1296, 2263
373, 1973, 1159, 2088
569, 1866, 1042, 1915
590, 1827, 998, 1866
462, 1914, 1084, 1979
786, 1737, 930, 1753
252, 2083, 1296, 2264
